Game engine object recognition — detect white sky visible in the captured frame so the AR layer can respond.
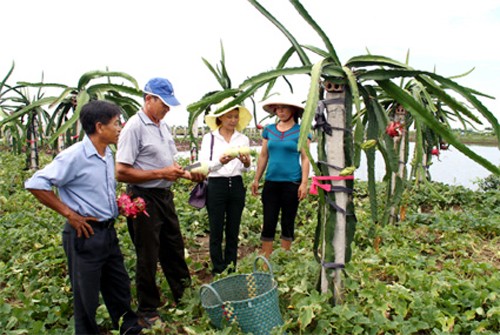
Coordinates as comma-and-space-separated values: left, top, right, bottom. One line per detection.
1, 0, 499, 127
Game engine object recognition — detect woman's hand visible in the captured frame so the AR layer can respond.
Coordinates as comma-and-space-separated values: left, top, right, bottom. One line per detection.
238, 153, 251, 168
251, 180, 260, 196
298, 182, 308, 201
219, 154, 236, 165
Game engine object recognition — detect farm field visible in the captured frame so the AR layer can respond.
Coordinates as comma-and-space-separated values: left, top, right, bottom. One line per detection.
0, 151, 499, 334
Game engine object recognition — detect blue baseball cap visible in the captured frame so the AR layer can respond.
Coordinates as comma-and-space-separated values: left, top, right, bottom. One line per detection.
143, 77, 181, 107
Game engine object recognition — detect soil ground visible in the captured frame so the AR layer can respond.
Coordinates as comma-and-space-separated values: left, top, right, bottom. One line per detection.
188, 235, 259, 284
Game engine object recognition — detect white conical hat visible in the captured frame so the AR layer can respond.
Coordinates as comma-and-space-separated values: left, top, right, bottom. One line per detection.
261, 93, 304, 117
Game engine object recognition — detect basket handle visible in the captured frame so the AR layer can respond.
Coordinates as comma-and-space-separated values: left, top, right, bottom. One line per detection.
253, 255, 274, 279
200, 283, 223, 305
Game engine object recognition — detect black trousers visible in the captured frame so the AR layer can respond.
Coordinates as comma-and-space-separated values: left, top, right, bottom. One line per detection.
206, 176, 246, 274
261, 181, 300, 241
62, 221, 139, 335
127, 186, 191, 312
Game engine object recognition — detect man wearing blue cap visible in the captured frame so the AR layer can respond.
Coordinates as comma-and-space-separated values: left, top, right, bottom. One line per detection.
116, 77, 204, 328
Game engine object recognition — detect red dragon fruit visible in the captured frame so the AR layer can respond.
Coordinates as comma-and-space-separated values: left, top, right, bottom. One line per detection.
117, 193, 149, 218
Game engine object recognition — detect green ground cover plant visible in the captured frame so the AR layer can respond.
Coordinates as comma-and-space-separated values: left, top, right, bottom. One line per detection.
0, 151, 498, 334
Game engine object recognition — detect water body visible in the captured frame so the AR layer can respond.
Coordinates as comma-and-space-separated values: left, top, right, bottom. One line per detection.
311, 143, 499, 190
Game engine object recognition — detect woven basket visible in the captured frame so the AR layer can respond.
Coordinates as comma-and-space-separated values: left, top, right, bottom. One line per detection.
200, 256, 283, 335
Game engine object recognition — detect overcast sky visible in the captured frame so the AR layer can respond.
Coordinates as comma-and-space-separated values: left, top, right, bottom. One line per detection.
1, 0, 499, 127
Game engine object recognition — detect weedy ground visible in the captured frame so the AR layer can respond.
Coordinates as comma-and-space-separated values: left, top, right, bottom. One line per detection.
0, 151, 498, 334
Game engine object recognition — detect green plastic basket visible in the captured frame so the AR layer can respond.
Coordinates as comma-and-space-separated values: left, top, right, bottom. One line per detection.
200, 256, 283, 335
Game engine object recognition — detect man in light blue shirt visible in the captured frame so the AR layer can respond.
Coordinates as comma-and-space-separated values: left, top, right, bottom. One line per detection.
25, 100, 142, 335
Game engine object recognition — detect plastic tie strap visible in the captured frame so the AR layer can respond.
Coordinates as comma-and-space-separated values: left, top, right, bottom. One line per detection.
322, 261, 345, 269
313, 99, 352, 136
317, 160, 343, 171
313, 112, 333, 136
325, 194, 347, 214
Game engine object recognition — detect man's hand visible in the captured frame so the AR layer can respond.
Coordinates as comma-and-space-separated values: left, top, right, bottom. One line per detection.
189, 171, 206, 182
161, 163, 187, 181
67, 212, 96, 238
181, 170, 206, 182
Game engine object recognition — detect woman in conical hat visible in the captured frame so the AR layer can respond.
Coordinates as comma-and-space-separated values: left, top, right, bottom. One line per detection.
251, 93, 311, 258
200, 97, 252, 274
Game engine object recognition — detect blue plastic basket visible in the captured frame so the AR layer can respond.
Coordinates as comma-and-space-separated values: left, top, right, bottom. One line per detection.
200, 256, 283, 335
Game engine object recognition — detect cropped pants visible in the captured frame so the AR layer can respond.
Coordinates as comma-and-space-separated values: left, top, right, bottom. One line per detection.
261, 180, 300, 241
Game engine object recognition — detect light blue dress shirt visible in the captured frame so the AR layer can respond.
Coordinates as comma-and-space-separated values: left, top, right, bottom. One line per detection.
24, 136, 118, 221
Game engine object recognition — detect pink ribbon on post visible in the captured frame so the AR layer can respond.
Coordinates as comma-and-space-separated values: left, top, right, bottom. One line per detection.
309, 175, 354, 195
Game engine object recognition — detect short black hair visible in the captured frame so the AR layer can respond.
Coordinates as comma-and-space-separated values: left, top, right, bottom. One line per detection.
80, 100, 121, 135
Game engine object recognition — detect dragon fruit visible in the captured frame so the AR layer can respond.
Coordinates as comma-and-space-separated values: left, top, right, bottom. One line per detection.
385, 121, 403, 138
117, 193, 149, 218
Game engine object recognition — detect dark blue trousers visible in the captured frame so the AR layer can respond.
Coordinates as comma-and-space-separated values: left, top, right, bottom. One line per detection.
62, 222, 140, 335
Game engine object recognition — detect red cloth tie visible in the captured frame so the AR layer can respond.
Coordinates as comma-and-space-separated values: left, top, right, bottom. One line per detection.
309, 175, 354, 195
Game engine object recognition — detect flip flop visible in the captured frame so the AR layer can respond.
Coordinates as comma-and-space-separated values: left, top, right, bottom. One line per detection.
138, 314, 162, 329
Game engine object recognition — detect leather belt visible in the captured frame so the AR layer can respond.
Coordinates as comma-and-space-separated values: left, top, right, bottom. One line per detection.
88, 218, 115, 229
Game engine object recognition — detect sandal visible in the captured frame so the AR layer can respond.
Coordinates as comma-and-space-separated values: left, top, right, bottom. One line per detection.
137, 312, 162, 329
